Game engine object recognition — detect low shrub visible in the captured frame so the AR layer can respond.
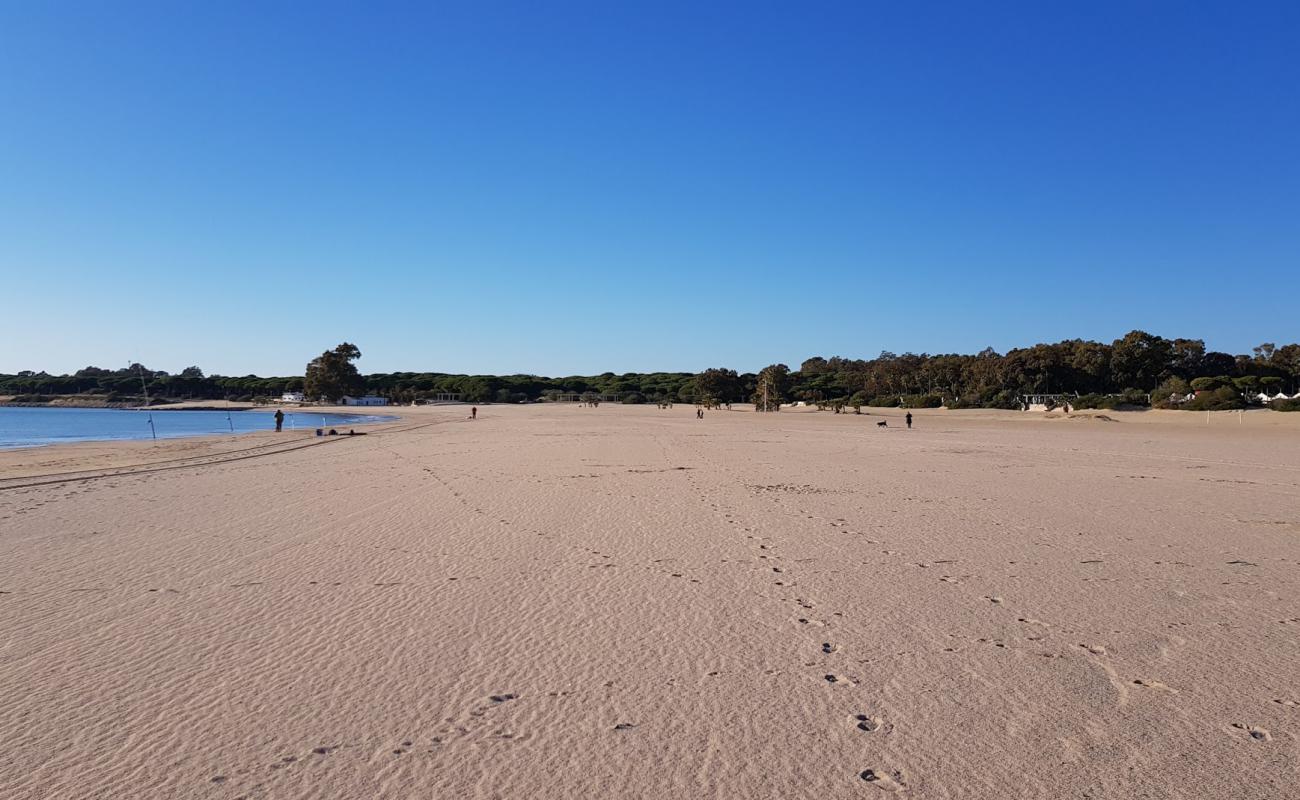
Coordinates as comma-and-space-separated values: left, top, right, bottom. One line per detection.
987, 390, 1023, 410
1150, 377, 1192, 409
1183, 387, 1245, 411
899, 393, 943, 408
1073, 393, 1118, 410
1270, 398, 1300, 412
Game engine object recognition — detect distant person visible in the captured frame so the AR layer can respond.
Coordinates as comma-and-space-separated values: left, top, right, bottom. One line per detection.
274, 408, 284, 432
905, 412, 913, 429
471, 406, 478, 420
1062, 402, 1071, 414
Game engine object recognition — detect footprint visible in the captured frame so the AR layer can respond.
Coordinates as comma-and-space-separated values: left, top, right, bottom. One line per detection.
489, 693, 518, 703
859, 768, 906, 791
854, 714, 882, 732
822, 642, 839, 654
1231, 723, 1272, 741
1079, 643, 1107, 655
1273, 699, 1299, 709
985, 596, 1003, 604
824, 673, 855, 686
613, 722, 636, 731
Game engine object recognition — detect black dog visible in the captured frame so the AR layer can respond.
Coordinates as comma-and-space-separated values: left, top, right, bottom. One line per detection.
876, 420, 888, 427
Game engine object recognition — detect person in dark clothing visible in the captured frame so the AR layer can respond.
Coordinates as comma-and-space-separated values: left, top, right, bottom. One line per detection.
905, 412, 912, 429
274, 409, 284, 432
471, 406, 477, 420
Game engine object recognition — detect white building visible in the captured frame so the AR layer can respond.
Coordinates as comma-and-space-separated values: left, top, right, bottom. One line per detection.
341, 395, 388, 406
280, 391, 306, 403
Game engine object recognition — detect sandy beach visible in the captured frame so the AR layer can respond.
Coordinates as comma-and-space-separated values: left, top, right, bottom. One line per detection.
2, 404, 1298, 799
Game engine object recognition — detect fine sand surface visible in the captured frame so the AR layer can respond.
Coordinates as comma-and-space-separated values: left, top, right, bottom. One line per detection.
2, 405, 1298, 798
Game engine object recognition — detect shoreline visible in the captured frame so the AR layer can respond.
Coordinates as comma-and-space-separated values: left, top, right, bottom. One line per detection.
0, 405, 404, 454
4, 403, 1295, 475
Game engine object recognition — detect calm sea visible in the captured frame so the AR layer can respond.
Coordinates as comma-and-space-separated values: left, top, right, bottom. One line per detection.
0, 407, 395, 449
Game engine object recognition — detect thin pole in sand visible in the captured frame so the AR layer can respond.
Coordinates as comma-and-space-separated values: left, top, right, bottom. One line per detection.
134, 361, 157, 440
227, 409, 234, 432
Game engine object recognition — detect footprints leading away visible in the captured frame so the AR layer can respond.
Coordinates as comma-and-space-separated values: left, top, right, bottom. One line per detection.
209, 743, 342, 786
203, 691, 535, 790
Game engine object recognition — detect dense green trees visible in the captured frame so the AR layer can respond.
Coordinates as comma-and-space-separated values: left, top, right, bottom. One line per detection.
304, 343, 364, 402
4, 331, 1299, 410
753, 364, 791, 411
693, 368, 742, 407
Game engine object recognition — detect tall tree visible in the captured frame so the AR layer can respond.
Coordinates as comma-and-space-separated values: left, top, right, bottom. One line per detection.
1110, 330, 1173, 390
752, 364, 790, 411
304, 343, 364, 402
694, 368, 741, 406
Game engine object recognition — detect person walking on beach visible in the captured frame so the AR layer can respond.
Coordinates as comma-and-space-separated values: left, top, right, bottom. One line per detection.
274, 408, 284, 432
905, 412, 912, 429
471, 406, 477, 420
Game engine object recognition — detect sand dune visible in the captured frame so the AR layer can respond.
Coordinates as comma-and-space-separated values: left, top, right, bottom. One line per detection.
2, 405, 1298, 798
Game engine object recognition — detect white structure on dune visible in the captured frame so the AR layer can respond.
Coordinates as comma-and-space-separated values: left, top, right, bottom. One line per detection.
341, 395, 388, 406
1255, 391, 1294, 403
280, 391, 306, 403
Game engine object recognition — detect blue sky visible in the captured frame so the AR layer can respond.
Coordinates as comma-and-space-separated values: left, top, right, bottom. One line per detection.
2, 1, 1296, 376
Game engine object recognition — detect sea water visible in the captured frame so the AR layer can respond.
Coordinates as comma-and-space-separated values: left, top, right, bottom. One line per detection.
0, 406, 395, 449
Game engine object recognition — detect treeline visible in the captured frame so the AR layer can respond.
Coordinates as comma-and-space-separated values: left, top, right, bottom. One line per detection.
763, 332, 1300, 412
0, 365, 303, 404
2, 331, 1298, 410
0, 363, 699, 406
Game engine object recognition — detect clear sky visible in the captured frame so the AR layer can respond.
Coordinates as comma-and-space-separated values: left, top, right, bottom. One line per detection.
2, 1, 1297, 377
